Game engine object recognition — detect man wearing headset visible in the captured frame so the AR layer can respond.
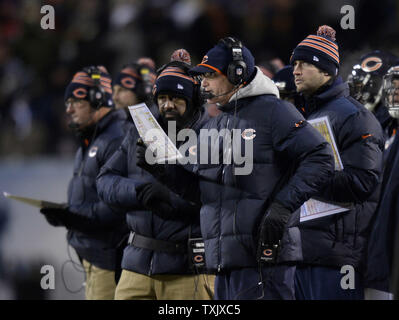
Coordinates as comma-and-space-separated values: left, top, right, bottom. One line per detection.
39, 66, 128, 300
138, 38, 335, 299
113, 57, 157, 116
96, 50, 215, 300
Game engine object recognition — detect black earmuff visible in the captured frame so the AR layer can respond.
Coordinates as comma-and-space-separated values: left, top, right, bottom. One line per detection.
123, 63, 154, 102
219, 37, 248, 85
84, 66, 106, 109
137, 65, 153, 101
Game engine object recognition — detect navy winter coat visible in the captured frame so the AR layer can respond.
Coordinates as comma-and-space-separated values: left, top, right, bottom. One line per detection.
365, 133, 399, 291
96, 109, 210, 275
192, 68, 335, 272
67, 110, 128, 271
297, 77, 384, 272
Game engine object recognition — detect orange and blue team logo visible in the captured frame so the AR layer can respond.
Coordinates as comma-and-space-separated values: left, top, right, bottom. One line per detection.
361, 56, 383, 72
194, 255, 204, 263
89, 146, 98, 157
189, 145, 197, 156
241, 128, 256, 140
121, 77, 136, 89
263, 249, 273, 256
73, 88, 87, 99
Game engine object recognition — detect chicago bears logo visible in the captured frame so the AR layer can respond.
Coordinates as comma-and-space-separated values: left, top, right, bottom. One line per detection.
194, 255, 204, 263
263, 249, 273, 256
241, 128, 256, 140
361, 56, 383, 73
201, 55, 209, 64
189, 145, 197, 156
88, 146, 98, 158
121, 77, 136, 89
73, 88, 87, 99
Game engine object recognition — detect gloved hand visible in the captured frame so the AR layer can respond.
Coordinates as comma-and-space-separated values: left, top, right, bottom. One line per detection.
136, 138, 165, 177
136, 182, 176, 218
40, 206, 69, 227
41, 205, 97, 231
136, 138, 150, 169
258, 202, 292, 246
136, 182, 171, 207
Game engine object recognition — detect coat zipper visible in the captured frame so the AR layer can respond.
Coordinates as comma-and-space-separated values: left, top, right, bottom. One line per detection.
148, 256, 153, 276
218, 118, 231, 273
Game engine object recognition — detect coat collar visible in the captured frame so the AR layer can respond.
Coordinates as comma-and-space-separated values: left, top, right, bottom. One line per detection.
218, 67, 280, 113
302, 77, 349, 114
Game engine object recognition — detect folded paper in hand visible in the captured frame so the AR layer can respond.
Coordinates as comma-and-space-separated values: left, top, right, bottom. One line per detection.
128, 103, 183, 163
300, 116, 351, 222
3, 192, 64, 209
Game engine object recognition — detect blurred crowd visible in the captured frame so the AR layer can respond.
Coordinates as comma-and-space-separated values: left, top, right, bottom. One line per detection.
0, 0, 399, 157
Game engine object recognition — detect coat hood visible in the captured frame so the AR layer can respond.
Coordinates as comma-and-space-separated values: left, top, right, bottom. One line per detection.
229, 66, 280, 102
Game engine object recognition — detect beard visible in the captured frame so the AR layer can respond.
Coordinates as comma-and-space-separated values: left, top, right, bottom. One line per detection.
160, 110, 186, 129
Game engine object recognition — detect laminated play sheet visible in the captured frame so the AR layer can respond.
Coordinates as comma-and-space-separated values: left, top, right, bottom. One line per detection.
300, 116, 352, 222
128, 103, 183, 163
3, 191, 65, 209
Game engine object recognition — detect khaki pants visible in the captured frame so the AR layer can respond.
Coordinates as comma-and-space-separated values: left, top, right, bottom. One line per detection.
82, 259, 116, 300
115, 269, 215, 300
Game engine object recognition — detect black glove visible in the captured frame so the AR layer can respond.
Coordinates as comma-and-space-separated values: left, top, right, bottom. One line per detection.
258, 202, 292, 246
41, 205, 99, 231
40, 206, 69, 227
136, 182, 171, 207
136, 182, 177, 218
136, 138, 165, 178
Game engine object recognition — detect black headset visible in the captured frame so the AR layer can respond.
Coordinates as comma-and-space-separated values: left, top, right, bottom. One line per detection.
122, 63, 154, 102
219, 37, 248, 85
155, 60, 204, 108
83, 66, 107, 109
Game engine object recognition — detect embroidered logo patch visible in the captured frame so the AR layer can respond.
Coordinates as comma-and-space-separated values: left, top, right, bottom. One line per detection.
241, 128, 256, 140
73, 88, 87, 99
121, 77, 136, 89
189, 145, 197, 156
88, 146, 98, 158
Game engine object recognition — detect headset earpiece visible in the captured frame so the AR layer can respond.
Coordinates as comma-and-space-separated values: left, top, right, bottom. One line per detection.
124, 62, 154, 102
219, 37, 247, 85
84, 66, 106, 109
138, 65, 153, 99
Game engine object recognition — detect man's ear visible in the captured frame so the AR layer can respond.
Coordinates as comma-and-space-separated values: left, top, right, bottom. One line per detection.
320, 70, 332, 80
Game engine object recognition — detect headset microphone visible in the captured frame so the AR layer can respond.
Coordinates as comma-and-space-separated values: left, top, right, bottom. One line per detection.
200, 90, 215, 100
201, 85, 239, 100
